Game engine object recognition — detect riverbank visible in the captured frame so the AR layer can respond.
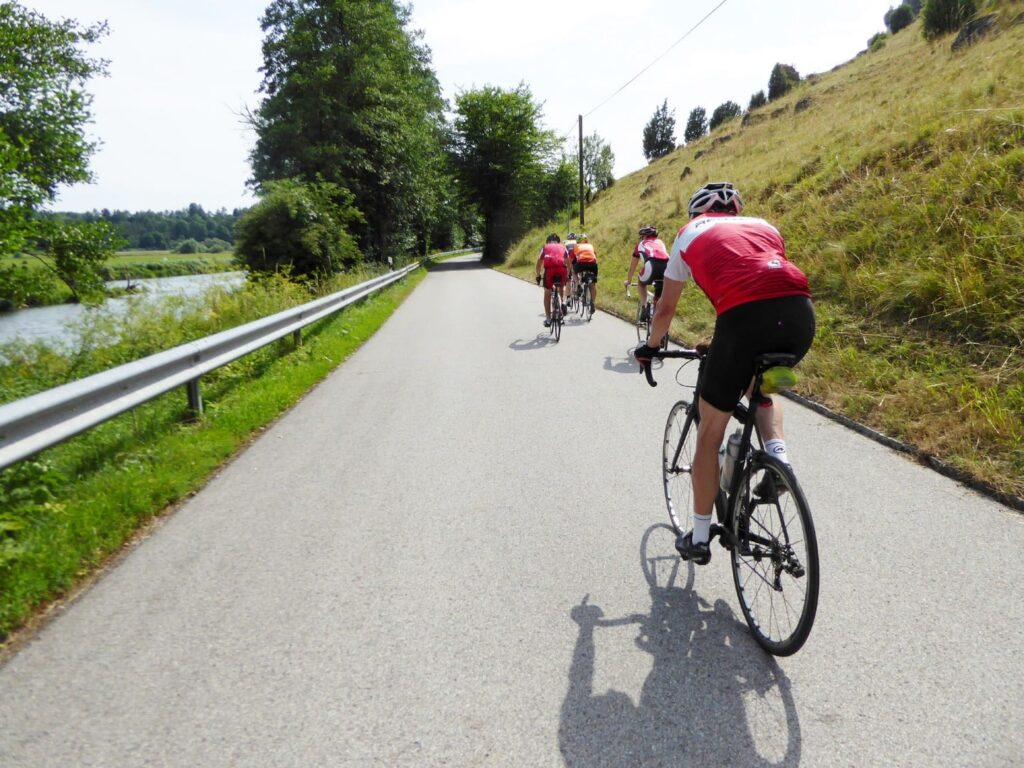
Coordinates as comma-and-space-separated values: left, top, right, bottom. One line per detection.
0, 250, 237, 311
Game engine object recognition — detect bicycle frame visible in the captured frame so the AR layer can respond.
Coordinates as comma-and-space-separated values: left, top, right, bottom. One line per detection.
656, 351, 790, 551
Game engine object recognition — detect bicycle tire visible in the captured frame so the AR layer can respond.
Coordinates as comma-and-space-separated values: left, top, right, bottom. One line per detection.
662, 400, 697, 535
553, 306, 561, 342
635, 302, 646, 343
730, 454, 819, 656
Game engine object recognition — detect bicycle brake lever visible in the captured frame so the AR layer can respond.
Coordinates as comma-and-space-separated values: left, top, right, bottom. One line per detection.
643, 361, 658, 387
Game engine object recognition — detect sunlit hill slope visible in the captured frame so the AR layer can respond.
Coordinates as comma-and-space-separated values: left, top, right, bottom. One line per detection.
505, 6, 1024, 501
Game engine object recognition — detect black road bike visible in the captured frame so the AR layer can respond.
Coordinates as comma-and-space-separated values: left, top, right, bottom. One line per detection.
628, 282, 667, 349
644, 347, 819, 655
577, 273, 595, 321
548, 276, 564, 342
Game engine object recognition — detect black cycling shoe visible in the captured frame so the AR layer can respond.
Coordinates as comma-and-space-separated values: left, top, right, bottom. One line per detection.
753, 473, 787, 502
543, 319, 551, 328
675, 531, 711, 565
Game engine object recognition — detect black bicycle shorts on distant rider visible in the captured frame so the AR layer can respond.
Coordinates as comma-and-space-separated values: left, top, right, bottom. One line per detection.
574, 261, 598, 281
638, 258, 667, 298
701, 295, 815, 413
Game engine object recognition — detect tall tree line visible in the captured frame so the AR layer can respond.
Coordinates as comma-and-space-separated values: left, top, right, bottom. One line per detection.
249, 0, 455, 261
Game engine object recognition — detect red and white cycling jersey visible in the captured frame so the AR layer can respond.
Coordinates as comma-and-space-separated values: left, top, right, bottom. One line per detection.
540, 243, 568, 269
666, 213, 810, 315
633, 236, 669, 261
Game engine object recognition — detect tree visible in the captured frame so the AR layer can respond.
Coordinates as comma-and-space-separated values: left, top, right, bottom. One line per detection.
885, 4, 916, 33
684, 107, 708, 144
921, 0, 976, 40
709, 101, 742, 131
33, 220, 124, 303
450, 84, 560, 262
768, 63, 801, 101
748, 90, 767, 111
249, 0, 453, 261
0, 3, 108, 256
642, 100, 676, 162
234, 179, 363, 277
578, 132, 615, 198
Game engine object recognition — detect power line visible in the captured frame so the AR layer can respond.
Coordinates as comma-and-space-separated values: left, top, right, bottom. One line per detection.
581, 0, 731, 120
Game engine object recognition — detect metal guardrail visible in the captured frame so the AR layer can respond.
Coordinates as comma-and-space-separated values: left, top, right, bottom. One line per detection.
0, 253, 469, 471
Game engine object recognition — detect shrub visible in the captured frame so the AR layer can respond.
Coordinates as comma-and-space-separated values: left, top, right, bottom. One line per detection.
201, 238, 231, 253
175, 238, 203, 254
748, 90, 767, 111
869, 32, 889, 51
886, 4, 916, 33
768, 64, 800, 101
709, 101, 742, 131
234, 178, 363, 277
921, 0, 976, 39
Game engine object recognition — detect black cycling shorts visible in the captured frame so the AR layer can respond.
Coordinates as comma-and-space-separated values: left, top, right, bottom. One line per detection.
701, 296, 815, 412
638, 258, 667, 298
574, 261, 598, 281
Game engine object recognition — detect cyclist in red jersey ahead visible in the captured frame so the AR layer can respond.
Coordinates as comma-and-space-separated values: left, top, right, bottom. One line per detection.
573, 233, 599, 308
535, 233, 569, 327
624, 224, 669, 322
634, 182, 815, 565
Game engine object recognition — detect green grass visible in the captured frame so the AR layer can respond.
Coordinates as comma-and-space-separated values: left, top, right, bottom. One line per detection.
0, 267, 425, 642
502, 5, 1024, 501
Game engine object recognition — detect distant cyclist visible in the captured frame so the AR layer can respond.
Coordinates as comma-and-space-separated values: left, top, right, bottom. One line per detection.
573, 233, 599, 309
624, 225, 669, 322
565, 232, 579, 296
634, 182, 815, 565
535, 232, 569, 327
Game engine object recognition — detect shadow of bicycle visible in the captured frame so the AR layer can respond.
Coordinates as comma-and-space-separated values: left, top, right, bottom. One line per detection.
559, 524, 802, 767
509, 334, 559, 351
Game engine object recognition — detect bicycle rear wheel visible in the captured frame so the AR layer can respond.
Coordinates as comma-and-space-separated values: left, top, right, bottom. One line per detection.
730, 454, 819, 656
635, 303, 646, 343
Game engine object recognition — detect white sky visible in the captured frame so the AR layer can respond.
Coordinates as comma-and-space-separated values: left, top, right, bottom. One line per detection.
25, 0, 897, 213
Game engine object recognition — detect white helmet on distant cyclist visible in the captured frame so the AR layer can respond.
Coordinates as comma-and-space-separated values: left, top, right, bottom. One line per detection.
687, 182, 743, 217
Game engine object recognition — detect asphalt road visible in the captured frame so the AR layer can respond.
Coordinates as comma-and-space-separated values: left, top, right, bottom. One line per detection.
1, 254, 1022, 767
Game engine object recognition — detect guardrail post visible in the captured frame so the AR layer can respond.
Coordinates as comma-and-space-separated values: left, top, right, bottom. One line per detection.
186, 378, 203, 420
293, 328, 302, 347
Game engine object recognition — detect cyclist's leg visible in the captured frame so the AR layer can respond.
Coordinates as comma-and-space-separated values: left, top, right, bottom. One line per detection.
543, 287, 552, 320
589, 263, 598, 306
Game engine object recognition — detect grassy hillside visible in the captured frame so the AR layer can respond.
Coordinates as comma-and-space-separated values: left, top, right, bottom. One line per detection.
504, 6, 1024, 501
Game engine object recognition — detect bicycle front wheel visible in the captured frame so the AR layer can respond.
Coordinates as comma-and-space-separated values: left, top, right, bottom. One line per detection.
662, 400, 697, 535
635, 303, 646, 343
730, 454, 819, 656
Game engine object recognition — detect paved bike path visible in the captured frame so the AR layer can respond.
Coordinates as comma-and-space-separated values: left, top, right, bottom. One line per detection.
1, 255, 1021, 766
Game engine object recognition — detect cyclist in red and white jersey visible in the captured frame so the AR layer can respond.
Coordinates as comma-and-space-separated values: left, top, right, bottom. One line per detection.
634, 182, 815, 565
535, 233, 569, 327
624, 225, 669, 321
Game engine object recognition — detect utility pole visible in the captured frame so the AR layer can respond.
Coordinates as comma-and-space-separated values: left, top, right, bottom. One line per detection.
578, 114, 585, 228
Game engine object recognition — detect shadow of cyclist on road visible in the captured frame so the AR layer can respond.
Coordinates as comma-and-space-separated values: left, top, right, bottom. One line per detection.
509, 334, 559, 351
558, 525, 802, 767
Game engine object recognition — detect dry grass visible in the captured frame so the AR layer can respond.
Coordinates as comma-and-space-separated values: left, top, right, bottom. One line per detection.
502, 6, 1024, 500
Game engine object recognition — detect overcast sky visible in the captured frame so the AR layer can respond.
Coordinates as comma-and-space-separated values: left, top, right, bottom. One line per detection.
26, 0, 897, 213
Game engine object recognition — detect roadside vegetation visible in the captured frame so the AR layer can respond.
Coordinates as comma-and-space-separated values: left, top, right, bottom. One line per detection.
0, 266, 426, 643
503, 5, 1024, 502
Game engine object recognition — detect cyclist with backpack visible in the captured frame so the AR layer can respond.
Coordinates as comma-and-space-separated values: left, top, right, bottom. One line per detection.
573, 233, 599, 309
634, 183, 815, 564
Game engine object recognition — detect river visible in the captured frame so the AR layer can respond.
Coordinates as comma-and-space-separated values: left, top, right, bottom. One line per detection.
0, 272, 246, 349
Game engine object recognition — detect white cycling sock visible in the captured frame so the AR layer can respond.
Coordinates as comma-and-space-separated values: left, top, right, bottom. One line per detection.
692, 513, 712, 545
764, 439, 790, 466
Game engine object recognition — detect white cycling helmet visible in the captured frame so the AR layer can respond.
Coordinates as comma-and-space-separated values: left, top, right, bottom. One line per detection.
687, 182, 743, 217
